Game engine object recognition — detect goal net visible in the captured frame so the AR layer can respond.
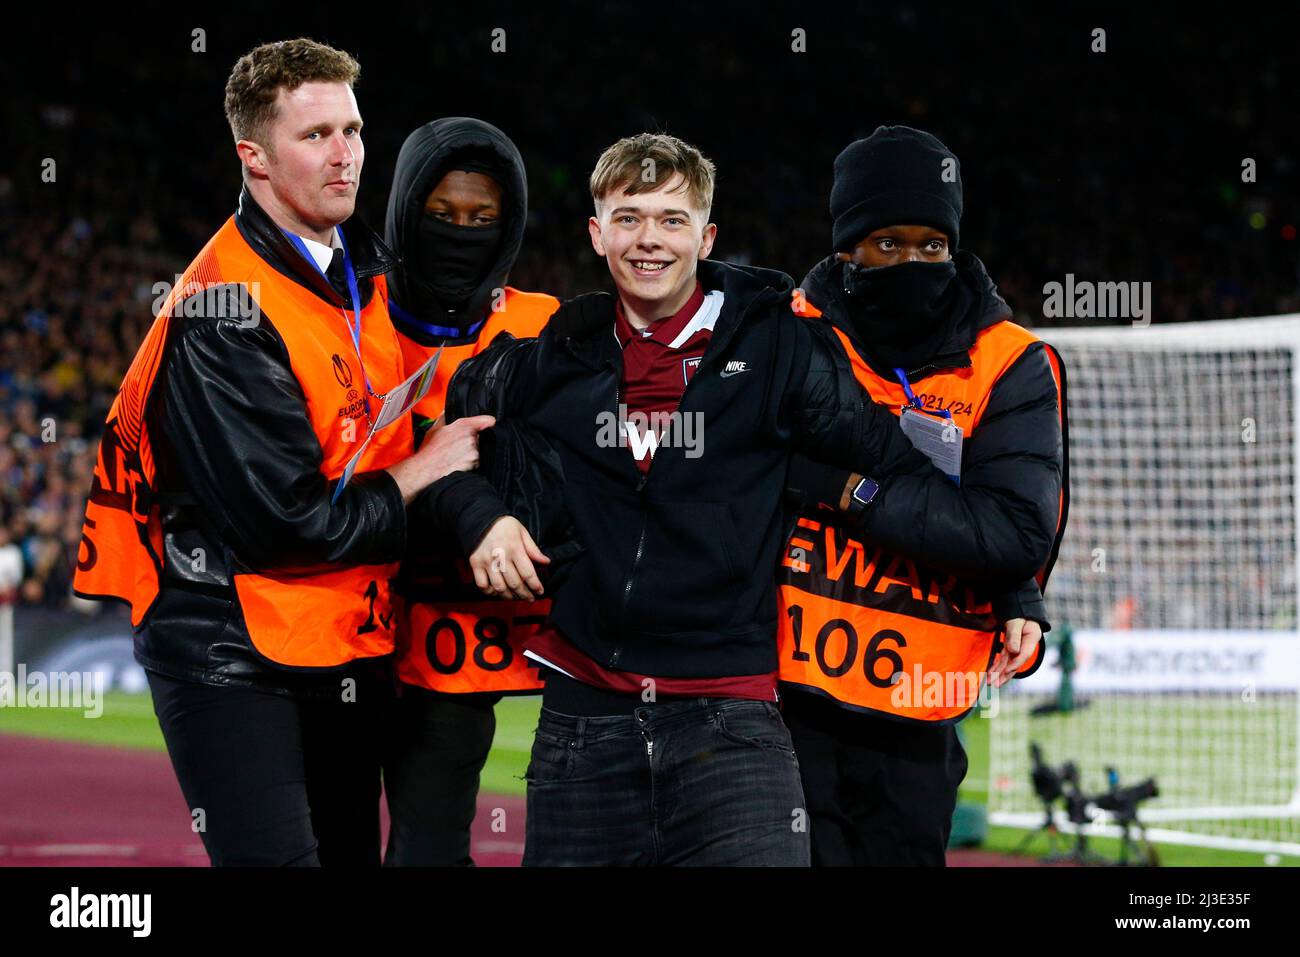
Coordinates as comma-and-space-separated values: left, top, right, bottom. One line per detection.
988, 315, 1300, 856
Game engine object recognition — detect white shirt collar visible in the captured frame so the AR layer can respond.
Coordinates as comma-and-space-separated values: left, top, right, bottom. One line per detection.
298, 227, 342, 273
666, 289, 725, 349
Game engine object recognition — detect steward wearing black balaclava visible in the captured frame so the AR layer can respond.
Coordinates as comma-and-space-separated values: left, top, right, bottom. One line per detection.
780, 124, 1069, 868
385, 117, 529, 341
381, 118, 558, 869
808, 124, 1009, 378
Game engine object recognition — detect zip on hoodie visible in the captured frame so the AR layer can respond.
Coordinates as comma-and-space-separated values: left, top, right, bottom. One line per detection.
611, 359, 647, 668
562, 284, 773, 667
608, 291, 766, 661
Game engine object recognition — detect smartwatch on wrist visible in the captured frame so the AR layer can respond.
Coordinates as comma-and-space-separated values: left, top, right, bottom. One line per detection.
845, 476, 880, 520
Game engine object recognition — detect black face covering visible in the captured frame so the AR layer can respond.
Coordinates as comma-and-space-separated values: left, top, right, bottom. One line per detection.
415, 216, 503, 310
841, 259, 970, 373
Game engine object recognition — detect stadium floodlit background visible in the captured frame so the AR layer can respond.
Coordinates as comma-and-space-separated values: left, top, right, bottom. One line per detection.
2, 5, 1298, 865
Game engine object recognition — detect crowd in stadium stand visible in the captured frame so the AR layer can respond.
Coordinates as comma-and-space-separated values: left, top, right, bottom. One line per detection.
3, 9, 1294, 610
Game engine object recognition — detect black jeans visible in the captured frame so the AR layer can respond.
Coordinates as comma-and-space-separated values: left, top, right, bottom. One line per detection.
782, 690, 968, 867
523, 691, 810, 867
146, 668, 391, 867
382, 686, 500, 866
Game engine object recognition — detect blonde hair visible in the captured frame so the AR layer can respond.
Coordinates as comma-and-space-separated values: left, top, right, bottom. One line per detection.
589, 133, 716, 217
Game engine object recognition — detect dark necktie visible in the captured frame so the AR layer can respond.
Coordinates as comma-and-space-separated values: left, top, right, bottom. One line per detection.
326, 246, 350, 301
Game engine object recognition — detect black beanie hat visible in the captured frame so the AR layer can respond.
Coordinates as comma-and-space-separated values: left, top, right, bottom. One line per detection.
830, 125, 962, 253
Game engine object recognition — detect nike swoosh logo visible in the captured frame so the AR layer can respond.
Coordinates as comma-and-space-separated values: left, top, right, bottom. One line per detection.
719, 369, 749, 378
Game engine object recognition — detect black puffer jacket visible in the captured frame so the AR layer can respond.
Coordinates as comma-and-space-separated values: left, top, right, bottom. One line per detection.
439, 332, 583, 576
794, 252, 1068, 608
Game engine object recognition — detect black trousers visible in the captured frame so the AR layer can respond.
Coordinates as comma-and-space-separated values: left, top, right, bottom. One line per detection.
522, 673, 809, 867
146, 668, 391, 867
382, 687, 500, 867
782, 690, 968, 867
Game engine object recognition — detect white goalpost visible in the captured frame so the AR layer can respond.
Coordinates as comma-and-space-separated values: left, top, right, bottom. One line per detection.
988, 314, 1300, 857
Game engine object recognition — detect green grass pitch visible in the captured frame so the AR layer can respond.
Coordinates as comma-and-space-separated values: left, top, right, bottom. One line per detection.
3, 691, 1296, 865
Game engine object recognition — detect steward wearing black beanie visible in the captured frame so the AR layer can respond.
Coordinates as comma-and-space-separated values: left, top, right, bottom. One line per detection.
778, 125, 1070, 866
830, 124, 963, 256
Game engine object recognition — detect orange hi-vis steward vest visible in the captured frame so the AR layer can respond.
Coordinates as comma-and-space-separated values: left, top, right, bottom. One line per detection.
394, 287, 559, 694
74, 217, 413, 668
778, 299, 1066, 722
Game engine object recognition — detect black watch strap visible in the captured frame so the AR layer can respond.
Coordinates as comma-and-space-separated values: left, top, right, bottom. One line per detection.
845, 476, 880, 519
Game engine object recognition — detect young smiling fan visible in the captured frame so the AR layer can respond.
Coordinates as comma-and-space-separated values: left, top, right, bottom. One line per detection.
427, 133, 950, 866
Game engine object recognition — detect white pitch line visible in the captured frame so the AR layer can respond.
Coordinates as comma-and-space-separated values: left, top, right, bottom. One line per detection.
0, 843, 206, 858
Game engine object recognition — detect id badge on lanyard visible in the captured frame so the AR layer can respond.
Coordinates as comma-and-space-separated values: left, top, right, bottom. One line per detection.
894, 367, 962, 485
285, 229, 443, 506
286, 228, 382, 424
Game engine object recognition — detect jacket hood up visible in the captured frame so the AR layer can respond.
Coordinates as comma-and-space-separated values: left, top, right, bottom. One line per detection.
384, 117, 528, 343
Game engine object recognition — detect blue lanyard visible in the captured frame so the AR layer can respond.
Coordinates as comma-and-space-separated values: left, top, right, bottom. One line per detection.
286, 228, 378, 414
388, 297, 487, 340
893, 367, 952, 419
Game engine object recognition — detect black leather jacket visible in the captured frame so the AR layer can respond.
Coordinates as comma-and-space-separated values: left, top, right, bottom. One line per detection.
133, 188, 409, 697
